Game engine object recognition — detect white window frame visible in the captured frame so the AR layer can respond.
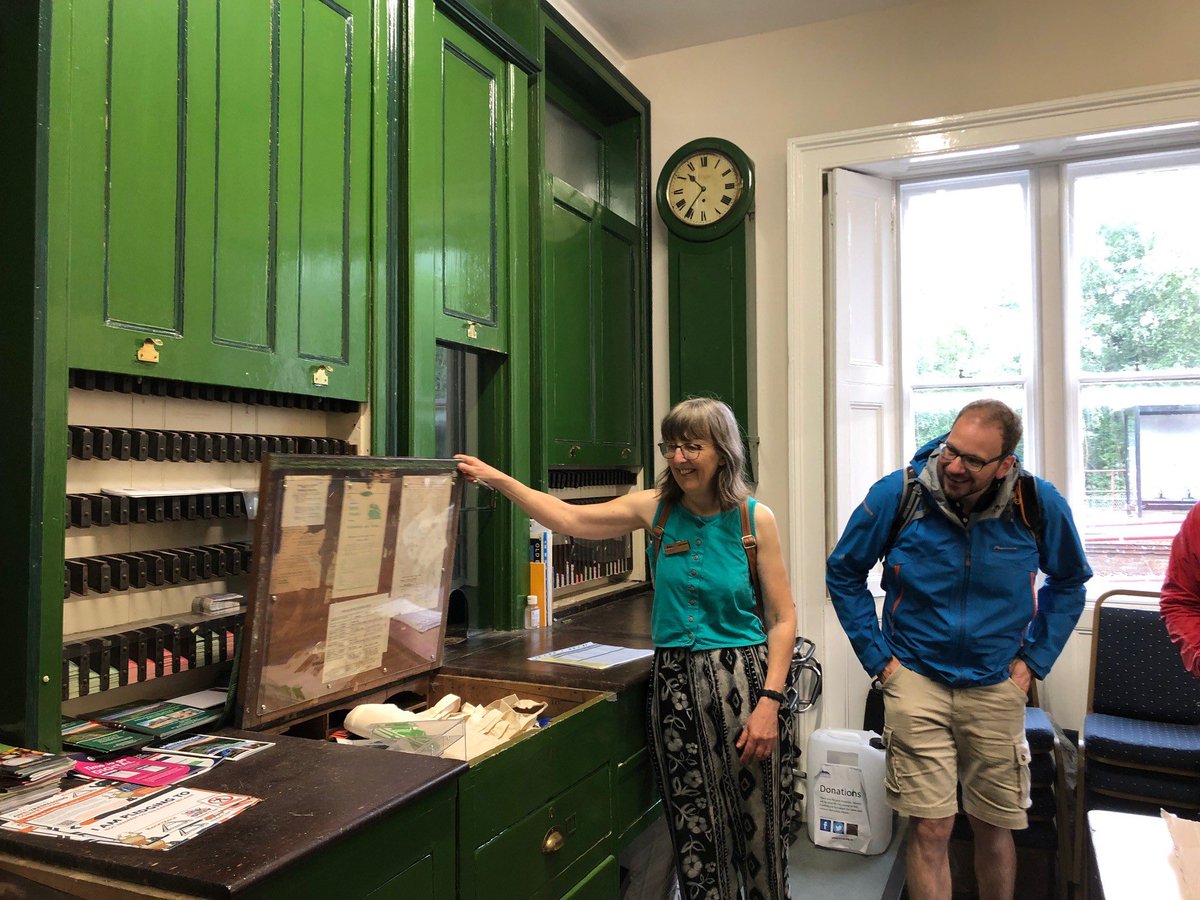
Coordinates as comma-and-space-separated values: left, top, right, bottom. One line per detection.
786, 81, 1200, 733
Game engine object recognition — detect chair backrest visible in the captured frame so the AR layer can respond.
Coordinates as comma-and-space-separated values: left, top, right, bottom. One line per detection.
1088, 590, 1200, 725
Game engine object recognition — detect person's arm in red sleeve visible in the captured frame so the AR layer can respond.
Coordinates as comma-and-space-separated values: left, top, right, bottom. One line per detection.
1161, 503, 1200, 677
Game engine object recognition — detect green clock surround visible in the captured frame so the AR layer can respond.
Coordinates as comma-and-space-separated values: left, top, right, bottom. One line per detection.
658, 137, 757, 478
656, 137, 754, 242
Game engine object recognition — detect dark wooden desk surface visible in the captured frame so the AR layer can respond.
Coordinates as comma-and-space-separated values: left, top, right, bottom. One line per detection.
0, 730, 464, 897
441, 589, 655, 691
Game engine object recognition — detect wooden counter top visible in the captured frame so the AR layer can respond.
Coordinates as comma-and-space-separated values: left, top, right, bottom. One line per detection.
441, 590, 656, 691
0, 730, 464, 897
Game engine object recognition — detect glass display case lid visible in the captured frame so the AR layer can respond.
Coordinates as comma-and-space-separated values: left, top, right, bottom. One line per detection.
237, 456, 463, 731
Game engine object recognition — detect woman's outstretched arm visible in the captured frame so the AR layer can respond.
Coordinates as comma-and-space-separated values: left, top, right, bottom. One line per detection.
455, 454, 659, 540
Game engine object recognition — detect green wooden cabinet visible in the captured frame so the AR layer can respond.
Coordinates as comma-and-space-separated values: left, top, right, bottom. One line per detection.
245, 779, 458, 900
52, 0, 372, 401
544, 177, 641, 466
455, 684, 616, 899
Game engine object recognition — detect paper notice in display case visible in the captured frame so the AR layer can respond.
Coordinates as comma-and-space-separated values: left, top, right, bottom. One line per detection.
529, 519, 553, 627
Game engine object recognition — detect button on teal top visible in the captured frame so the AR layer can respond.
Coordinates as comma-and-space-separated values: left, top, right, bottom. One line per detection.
647, 498, 766, 649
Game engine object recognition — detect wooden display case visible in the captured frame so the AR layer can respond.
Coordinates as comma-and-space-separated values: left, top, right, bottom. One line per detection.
240, 455, 621, 898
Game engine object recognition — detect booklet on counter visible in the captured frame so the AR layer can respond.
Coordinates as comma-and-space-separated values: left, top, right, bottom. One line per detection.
92, 701, 221, 739
528, 641, 653, 670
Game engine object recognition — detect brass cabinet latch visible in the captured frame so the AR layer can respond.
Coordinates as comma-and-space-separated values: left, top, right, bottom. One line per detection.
312, 365, 333, 387
466, 322, 479, 340
136, 338, 163, 364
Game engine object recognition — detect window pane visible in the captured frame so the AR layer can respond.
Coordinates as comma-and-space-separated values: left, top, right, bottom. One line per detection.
1078, 380, 1199, 588
911, 385, 1026, 459
544, 99, 601, 202
1069, 154, 1200, 375
900, 174, 1034, 383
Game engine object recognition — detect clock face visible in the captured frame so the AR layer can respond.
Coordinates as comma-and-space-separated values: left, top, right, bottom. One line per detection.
665, 150, 744, 226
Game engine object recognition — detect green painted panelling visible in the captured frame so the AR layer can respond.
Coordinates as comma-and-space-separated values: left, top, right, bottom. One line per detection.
595, 214, 638, 450
671, 238, 748, 424
107, 1, 182, 332
62, 0, 369, 400
546, 184, 595, 447
213, 0, 274, 349
296, 0, 360, 364
441, 41, 499, 326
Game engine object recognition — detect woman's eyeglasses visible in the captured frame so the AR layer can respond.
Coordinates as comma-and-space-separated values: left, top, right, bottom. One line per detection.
939, 441, 1008, 473
658, 441, 706, 460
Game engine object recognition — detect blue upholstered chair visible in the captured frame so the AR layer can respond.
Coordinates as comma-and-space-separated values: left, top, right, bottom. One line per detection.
1074, 589, 1200, 888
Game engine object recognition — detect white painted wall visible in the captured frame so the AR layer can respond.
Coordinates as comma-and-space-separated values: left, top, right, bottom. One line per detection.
620, 0, 1200, 548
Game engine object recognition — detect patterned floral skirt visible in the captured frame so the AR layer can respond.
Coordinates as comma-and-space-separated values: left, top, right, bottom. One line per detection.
648, 644, 799, 900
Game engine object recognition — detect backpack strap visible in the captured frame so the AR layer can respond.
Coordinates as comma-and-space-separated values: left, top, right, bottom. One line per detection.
739, 499, 765, 623
1013, 471, 1043, 543
883, 466, 922, 560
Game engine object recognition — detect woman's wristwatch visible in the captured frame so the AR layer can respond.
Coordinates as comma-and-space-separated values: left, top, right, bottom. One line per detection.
758, 688, 788, 705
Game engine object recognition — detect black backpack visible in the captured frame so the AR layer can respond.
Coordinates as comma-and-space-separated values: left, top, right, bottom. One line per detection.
882, 465, 1043, 559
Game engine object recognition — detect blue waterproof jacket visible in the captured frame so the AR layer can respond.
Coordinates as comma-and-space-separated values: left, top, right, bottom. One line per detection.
826, 435, 1092, 687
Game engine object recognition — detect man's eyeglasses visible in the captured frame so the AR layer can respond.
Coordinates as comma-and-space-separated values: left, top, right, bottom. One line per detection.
939, 441, 1008, 473
658, 441, 706, 460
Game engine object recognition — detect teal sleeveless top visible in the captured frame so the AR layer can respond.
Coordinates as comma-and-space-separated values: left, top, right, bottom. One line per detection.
646, 498, 766, 649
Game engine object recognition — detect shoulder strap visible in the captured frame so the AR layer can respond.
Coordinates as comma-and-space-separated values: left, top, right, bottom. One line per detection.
1013, 471, 1044, 544
649, 500, 673, 579
883, 466, 922, 560
739, 500, 765, 623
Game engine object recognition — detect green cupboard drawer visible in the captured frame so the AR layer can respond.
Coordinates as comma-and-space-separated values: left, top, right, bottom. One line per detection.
441, 677, 616, 849
469, 764, 611, 900
560, 854, 619, 900
613, 745, 660, 848
610, 684, 648, 762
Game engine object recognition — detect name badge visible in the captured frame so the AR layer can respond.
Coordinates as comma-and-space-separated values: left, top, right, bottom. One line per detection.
664, 540, 690, 556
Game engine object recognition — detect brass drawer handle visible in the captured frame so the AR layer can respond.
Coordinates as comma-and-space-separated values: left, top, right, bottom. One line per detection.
541, 826, 565, 855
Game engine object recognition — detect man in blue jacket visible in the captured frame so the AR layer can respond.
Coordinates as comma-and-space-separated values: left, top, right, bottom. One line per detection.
827, 400, 1090, 900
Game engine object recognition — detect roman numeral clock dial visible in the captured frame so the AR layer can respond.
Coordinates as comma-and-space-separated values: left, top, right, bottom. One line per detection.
666, 150, 744, 225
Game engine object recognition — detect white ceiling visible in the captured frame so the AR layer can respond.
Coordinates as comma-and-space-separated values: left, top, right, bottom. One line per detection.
561, 0, 928, 60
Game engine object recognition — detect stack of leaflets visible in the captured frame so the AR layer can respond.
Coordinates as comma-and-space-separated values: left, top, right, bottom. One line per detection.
61, 719, 152, 757
91, 701, 221, 740
0, 746, 77, 815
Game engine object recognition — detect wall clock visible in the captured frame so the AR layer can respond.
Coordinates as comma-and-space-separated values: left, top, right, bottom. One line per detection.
656, 138, 757, 475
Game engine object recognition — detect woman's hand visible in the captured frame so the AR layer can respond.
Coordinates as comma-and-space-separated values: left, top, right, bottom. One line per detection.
454, 454, 507, 490
736, 699, 780, 765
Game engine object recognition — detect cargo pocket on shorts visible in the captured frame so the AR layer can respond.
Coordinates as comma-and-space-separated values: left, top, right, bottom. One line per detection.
881, 725, 903, 794
1015, 741, 1032, 810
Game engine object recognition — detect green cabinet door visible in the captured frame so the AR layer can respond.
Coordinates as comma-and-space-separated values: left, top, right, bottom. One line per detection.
594, 208, 640, 458
55, 0, 371, 400
544, 178, 641, 465
410, 1, 518, 355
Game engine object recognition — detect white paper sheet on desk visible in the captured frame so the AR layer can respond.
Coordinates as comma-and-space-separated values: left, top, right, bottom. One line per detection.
1162, 810, 1200, 899
529, 642, 653, 669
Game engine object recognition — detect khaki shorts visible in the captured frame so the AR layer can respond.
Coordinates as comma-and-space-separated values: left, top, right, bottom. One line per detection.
880, 664, 1031, 829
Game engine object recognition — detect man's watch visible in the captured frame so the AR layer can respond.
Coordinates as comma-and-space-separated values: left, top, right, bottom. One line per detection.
759, 689, 788, 705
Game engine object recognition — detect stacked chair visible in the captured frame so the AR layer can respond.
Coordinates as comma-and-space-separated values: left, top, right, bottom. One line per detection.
1074, 589, 1200, 892
948, 697, 1071, 900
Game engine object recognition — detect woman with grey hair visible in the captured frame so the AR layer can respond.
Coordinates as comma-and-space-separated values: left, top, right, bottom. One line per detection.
457, 397, 800, 899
